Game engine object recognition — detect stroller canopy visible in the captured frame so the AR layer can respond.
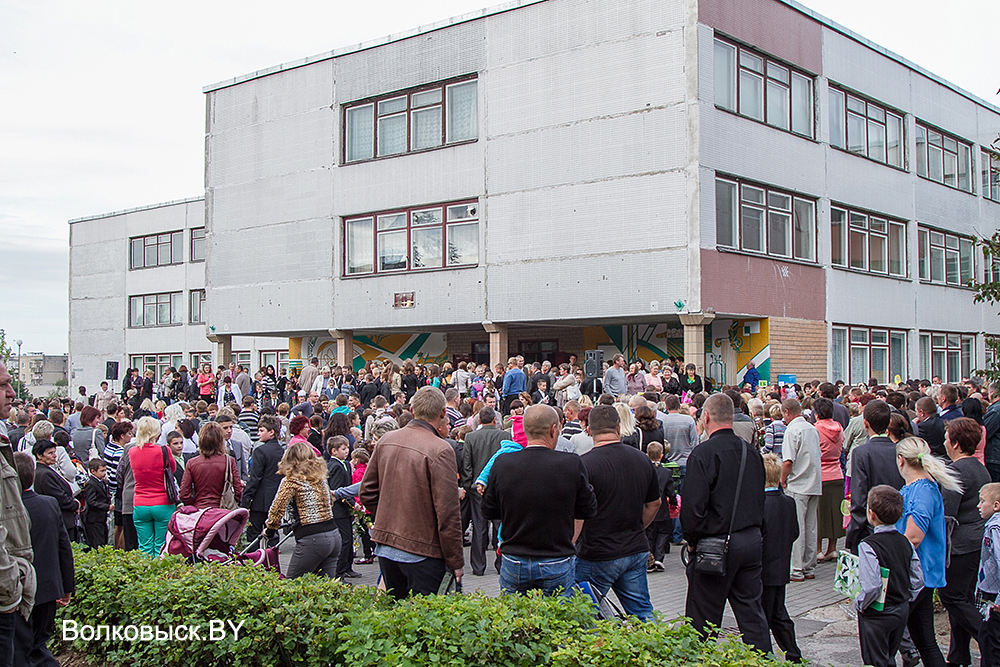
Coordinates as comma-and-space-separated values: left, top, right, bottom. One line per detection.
162, 506, 249, 561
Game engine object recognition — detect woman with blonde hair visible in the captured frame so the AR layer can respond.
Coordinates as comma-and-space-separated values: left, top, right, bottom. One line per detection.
265, 441, 341, 578
895, 436, 961, 666
128, 416, 177, 557
614, 403, 636, 439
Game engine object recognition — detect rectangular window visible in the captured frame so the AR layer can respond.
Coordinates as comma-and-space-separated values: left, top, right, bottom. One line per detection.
828, 86, 904, 168
344, 77, 477, 163
714, 37, 813, 138
190, 353, 212, 372
716, 177, 815, 262
830, 205, 906, 277
836, 325, 907, 385
344, 200, 479, 275
918, 226, 974, 286
261, 351, 290, 375
129, 292, 183, 327
129, 231, 184, 269
190, 228, 206, 262
914, 122, 973, 192
921, 331, 976, 382
983, 150, 1000, 203
130, 354, 184, 381
189, 290, 205, 324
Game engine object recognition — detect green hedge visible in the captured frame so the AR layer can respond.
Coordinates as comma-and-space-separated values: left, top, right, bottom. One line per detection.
57, 546, 781, 666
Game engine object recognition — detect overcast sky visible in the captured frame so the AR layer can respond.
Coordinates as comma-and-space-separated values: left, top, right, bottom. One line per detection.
2, 0, 997, 356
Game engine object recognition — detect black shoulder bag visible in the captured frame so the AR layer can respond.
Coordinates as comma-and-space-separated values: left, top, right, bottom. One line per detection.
693, 441, 748, 576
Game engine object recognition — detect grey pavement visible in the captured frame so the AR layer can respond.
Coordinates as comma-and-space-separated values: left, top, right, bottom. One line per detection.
279, 537, 976, 666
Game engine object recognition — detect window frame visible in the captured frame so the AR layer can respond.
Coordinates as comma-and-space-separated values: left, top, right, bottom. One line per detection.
715, 176, 817, 263
260, 351, 290, 375
189, 289, 206, 324
190, 227, 206, 262
982, 148, 1000, 203
831, 325, 907, 385
128, 292, 184, 328
713, 36, 814, 139
829, 204, 908, 278
919, 331, 975, 383
917, 225, 975, 286
342, 75, 479, 164
342, 199, 480, 276
130, 354, 184, 381
129, 231, 184, 270
914, 121, 973, 193
827, 85, 905, 170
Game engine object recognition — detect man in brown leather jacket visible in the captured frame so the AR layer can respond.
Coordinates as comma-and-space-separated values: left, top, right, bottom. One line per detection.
360, 386, 464, 598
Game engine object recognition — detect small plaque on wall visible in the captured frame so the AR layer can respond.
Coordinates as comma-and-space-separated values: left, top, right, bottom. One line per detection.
394, 292, 415, 308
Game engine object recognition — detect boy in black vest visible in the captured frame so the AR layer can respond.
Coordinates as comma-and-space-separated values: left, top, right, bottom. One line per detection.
760, 453, 801, 662
82, 458, 110, 548
856, 485, 923, 667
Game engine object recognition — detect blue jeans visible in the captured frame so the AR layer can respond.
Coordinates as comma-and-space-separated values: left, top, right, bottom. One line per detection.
576, 552, 655, 620
499, 553, 576, 597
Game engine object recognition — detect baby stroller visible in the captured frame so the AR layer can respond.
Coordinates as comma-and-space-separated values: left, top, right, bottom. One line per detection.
224, 529, 295, 576
161, 506, 250, 563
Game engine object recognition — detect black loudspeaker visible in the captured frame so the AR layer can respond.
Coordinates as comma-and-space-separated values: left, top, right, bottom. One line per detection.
584, 350, 603, 379
106, 361, 119, 381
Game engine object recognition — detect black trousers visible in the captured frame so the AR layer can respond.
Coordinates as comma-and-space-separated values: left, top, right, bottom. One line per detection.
379, 556, 447, 600
82, 518, 108, 549
0, 606, 15, 667
939, 551, 982, 665
981, 605, 1000, 667
906, 587, 946, 667
12, 599, 58, 667
245, 510, 278, 549
761, 585, 801, 662
468, 493, 499, 575
684, 526, 772, 655
334, 516, 354, 576
460, 494, 471, 535
645, 520, 672, 563
123, 512, 139, 551
858, 602, 909, 667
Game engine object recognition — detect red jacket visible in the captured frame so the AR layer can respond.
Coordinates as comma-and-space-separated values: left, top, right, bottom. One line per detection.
179, 454, 243, 509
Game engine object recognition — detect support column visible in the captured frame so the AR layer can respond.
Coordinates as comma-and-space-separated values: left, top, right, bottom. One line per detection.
678, 313, 715, 378
330, 329, 354, 372
482, 321, 508, 372
206, 334, 232, 370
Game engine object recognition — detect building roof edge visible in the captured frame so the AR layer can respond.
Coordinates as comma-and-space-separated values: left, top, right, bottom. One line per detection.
68, 196, 205, 224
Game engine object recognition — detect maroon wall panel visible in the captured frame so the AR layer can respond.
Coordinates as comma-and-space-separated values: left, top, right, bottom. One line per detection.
700, 249, 826, 320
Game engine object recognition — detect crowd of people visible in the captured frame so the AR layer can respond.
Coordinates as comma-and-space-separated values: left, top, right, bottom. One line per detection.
3, 352, 1000, 665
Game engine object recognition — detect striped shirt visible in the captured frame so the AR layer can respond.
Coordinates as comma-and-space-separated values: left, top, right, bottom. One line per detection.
103, 442, 125, 498
238, 410, 260, 443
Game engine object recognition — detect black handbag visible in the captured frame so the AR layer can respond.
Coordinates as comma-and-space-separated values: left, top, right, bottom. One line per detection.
693, 440, 747, 576
162, 446, 180, 504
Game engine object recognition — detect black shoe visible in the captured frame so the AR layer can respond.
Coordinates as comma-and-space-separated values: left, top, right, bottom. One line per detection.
901, 651, 920, 667
341, 570, 363, 579
473, 571, 485, 576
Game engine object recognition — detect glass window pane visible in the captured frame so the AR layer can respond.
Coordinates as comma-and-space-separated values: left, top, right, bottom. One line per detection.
768, 211, 790, 256
849, 229, 866, 270
741, 206, 764, 252
377, 114, 407, 156
930, 245, 945, 282
171, 293, 183, 324
346, 218, 374, 274
928, 130, 943, 147
931, 231, 945, 247
377, 214, 406, 230
158, 239, 172, 265
847, 112, 866, 155
412, 209, 443, 226
145, 243, 157, 267
929, 144, 944, 182
378, 96, 407, 115
446, 81, 478, 143
130, 297, 142, 327
850, 346, 869, 386
741, 185, 764, 205
960, 238, 973, 284
378, 230, 407, 271
766, 62, 789, 83
888, 223, 905, 276
829, 88, 845, 149
846, 96, 866, 114
790, 73, 812, 136
920, 334, 931, 378
446, 222, 478, 265
943, 150, 958, 187
867, 105, 885, 122
792, 199, 814, 261
850, 212, 867, 228
831, 208, 846, 266
869, 217, 886, 233
916, 125, 927, 177
961, 338, 973, 379
958, 144, 971, 192
715, 180, 737, 247
918, 228, 928, 280
172, 232, 183, 263
947, 335, 960, 348
131, 238, 143, 268
411, 106, 442, 150
867, 120, 885, 162
411, 226, 443, 269
144, 297, 156, 327
191, 228, 206, 261
871, 347, 888, 385
768, 192, 791, 210
412, 89, 442, 108
714, 40, 737, 111
739, 70, 764, 121
851, 329, 869, 344
943, 135, 958, 153
739, 51, 763, 73
157, 299, 170, 325
946, 351, 960, 383
831, 328, 848, 383
766, 80, 789, 130
933, 334, 947, 348
869, 233, 886, 273
890, 332, 906, 382
886, 114, 903, 168
447, 204, 477, 221
946, 249, 959, 284
346, 105, 374, 161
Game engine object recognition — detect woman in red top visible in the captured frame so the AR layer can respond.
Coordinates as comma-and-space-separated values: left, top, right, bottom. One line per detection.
196, 363, 216, 402
812, 397, 845, 562
129, 416, 176, 557
179, 422, 243, 509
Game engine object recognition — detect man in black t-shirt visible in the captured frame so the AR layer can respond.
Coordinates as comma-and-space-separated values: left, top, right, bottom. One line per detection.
574, 405, 661, 620
482, 405, 597, 596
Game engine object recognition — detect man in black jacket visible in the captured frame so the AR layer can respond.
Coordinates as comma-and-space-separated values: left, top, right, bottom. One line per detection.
12, 452, 74, 667
682, 393, 771, 654
462, 408, 510, 576
845, 400, 904, 552
240, 416, 284, 548
31, 441, 79, 543
914, 396, 946, 456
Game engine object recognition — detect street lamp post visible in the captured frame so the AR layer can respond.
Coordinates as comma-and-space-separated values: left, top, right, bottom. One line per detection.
14, 339, 22, 396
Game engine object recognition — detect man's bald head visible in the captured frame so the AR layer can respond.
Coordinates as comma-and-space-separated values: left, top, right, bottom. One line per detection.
0, 362, 15, 421
523, 404, 560, 447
